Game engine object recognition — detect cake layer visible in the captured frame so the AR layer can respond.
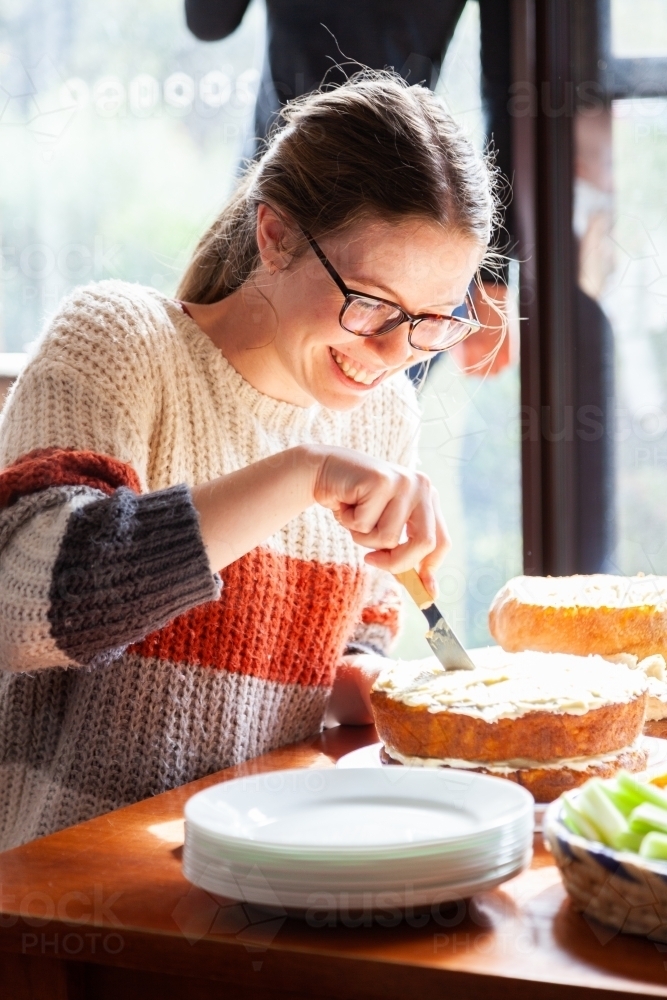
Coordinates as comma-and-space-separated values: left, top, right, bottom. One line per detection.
489, 574, 667, 660
644, 719, 667, 739
370, 649, 648, 763
372, 691, 647, 763
371, 648, 647, 723
381, 736, 647, 774
379, 743, 649, 804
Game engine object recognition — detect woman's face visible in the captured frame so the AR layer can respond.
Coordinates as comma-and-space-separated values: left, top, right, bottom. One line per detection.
223, 206, 484, 410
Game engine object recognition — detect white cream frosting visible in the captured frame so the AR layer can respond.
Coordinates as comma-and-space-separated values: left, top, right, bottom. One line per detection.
604, 653, 667, 720
372, 646, 648, 722
383, 737, 647, 774
646, 682, 667, 721
500, 573, 667, 610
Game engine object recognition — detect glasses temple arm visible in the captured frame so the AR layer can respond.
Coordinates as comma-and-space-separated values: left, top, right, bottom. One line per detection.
302, 230, 350, 297
465, 290, 483, 327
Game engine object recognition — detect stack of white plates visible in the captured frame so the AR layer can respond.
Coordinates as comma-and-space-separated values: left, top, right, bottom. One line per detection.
183, 768, 534, 912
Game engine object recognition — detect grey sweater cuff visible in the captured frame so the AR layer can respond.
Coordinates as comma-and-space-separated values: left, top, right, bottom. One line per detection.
48, 484, 220, 664
343, 642, 387, 658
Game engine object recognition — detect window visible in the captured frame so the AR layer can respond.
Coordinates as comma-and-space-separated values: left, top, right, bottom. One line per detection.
603, 0, 667, 573
0, 0, 266, 351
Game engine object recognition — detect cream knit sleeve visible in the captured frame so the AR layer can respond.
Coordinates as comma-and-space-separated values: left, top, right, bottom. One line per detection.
0, 281, 220, 672
0, 280, 160, 480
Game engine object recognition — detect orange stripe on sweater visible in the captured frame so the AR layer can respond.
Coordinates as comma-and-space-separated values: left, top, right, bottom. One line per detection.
0, 447, 141, 507
129, 547, 367, 687
361, 602, 401, 634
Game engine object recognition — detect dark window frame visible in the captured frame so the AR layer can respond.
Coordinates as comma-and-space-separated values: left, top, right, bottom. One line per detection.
511, 0, 667, 576
598, 0, 667, 98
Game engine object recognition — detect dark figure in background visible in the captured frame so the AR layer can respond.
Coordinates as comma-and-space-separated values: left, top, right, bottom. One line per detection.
185, 0, 513, 377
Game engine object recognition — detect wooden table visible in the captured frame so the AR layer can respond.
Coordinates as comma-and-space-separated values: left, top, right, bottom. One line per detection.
1, 724, 667, 1000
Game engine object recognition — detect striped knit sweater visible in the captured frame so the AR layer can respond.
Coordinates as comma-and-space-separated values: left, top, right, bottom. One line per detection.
0, 280, 419, 850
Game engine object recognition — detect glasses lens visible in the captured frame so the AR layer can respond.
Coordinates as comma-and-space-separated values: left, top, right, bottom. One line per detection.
341, 296, 404, 336
410, 317, 475, 352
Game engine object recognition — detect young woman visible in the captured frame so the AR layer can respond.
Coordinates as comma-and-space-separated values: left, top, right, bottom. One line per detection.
0, 73, 498, 850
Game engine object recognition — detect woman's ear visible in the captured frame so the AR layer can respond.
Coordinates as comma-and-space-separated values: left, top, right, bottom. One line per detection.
256, 202, 293, 274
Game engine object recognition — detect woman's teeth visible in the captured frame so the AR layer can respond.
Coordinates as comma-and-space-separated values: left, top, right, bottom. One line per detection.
331, 350, 382, 386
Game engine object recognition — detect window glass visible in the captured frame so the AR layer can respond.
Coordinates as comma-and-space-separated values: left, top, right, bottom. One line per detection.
0, 0, 266, 351
611, 0, 667, 58
606, 98, 667, 573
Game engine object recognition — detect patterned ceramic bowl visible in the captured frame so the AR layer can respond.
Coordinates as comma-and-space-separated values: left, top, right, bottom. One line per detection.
544, 797, 667, 942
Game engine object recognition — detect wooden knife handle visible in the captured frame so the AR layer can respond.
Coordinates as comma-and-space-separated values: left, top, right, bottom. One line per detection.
394, 569, 435, 610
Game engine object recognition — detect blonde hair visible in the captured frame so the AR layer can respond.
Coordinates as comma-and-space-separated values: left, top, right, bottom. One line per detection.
178, 71, 502, 310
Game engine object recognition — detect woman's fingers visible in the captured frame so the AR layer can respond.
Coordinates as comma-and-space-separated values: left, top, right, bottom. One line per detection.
362, 475, 441, 578
364, 531, 434, 576
335, 478, 396, 535
316, 450, 398, 535
354, 483, 414, 551
314, 448, 446, 580
349, 474, 426, 553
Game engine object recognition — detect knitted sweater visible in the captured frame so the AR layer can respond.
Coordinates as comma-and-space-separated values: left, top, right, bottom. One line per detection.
0, 280, 419, 850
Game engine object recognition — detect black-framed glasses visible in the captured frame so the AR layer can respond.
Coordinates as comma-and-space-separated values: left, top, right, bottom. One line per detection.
303, 230, 482, 353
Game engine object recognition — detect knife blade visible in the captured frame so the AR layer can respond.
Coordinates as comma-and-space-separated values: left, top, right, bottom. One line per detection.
395, 569, 475, 671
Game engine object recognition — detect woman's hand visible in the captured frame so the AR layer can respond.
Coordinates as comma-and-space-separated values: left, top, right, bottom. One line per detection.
191, 444, 449, 592
312, 446, 449, 598
324, 652, 388, 727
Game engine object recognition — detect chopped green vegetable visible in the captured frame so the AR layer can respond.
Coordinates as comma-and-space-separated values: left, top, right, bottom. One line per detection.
557, 771, 667, 861
600, 781, 642, 817
562, 812, 583, 836
639, 831, 667, 860
617, 772, 667, 810
562, 792, 603, 841
614, 830, 645, 852
629, 802, 667, 836
577, 780, 629, 848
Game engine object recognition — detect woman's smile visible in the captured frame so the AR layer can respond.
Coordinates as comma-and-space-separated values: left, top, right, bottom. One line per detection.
328, 346, 390, 388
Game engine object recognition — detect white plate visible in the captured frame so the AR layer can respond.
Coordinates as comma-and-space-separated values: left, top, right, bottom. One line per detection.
641, 736, 667, 774
185, 767, 533, 855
